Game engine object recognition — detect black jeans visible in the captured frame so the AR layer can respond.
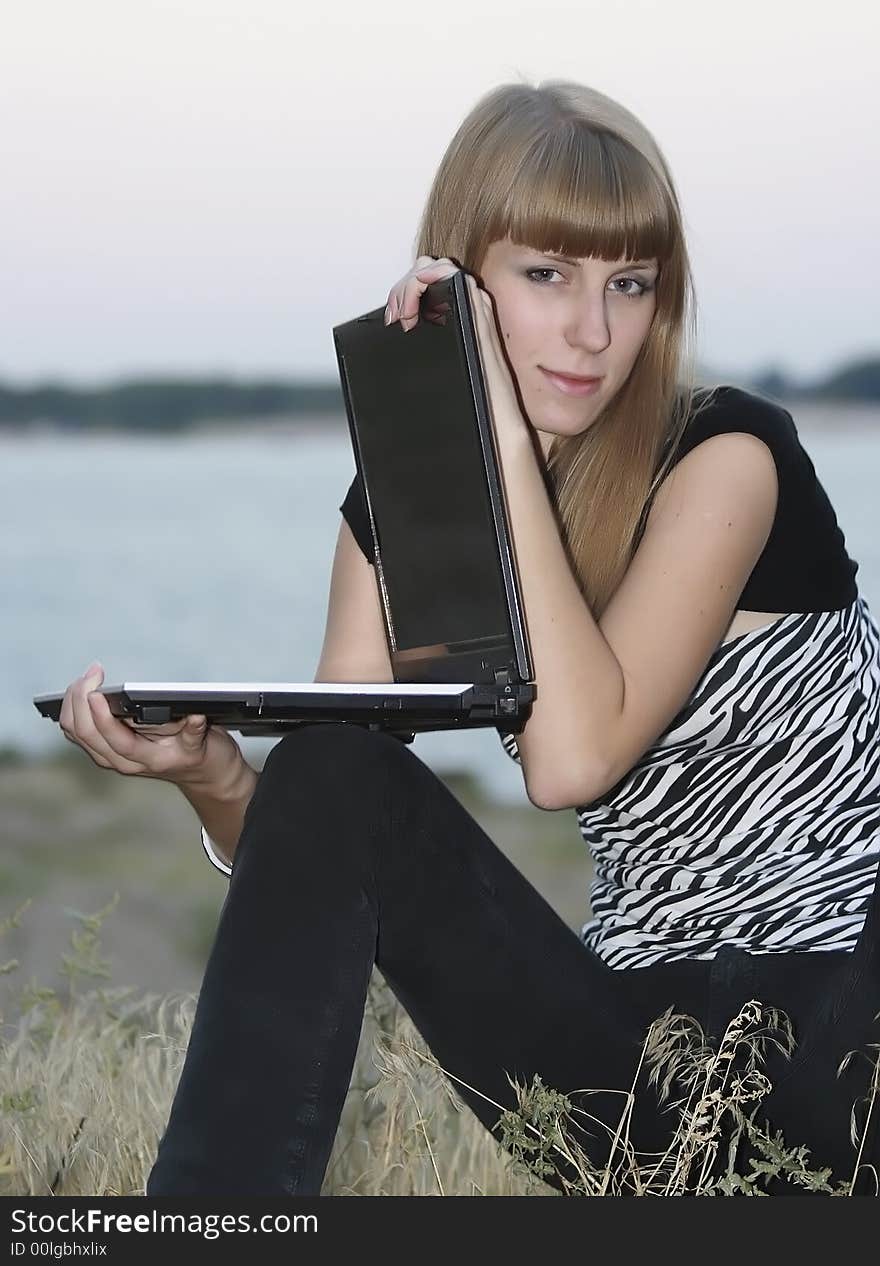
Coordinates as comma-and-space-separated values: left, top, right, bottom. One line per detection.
146, 723, 880, 1196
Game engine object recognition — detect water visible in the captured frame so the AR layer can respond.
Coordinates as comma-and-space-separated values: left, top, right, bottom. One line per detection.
4, 407, 879, 803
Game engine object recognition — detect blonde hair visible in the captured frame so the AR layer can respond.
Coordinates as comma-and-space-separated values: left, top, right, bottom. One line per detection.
414, 79, 718, 616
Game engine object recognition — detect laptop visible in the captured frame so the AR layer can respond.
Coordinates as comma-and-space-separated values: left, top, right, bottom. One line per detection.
33, 269, 536, 745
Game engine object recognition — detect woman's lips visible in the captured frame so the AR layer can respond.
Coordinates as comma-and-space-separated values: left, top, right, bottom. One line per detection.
539, 367, 603, 397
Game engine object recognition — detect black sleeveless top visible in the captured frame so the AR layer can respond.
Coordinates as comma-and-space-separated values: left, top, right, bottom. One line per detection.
340, 385, 859, 613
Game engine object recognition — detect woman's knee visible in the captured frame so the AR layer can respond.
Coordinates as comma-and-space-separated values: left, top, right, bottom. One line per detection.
239, 723, 417, 862
260, 722, 414, 789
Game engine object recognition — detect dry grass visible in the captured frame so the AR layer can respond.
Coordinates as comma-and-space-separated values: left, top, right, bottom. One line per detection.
0, 900, 876, 1197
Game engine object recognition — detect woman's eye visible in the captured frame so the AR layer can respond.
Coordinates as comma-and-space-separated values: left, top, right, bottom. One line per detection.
525, 268, 560, 284
610, 277, 651, 297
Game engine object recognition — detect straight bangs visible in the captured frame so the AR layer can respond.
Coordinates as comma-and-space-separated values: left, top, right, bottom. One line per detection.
480, 125, 676, 271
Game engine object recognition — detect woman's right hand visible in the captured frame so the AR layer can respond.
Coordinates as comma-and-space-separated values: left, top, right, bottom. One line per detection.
384, 255, 461, 331
58, 661, 244, 790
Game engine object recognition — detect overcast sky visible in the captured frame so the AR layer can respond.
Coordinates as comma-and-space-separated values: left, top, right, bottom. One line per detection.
2, 0, 877, 386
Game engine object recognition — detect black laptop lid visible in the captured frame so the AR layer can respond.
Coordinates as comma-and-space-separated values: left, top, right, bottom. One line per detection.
332, 271, 531, 686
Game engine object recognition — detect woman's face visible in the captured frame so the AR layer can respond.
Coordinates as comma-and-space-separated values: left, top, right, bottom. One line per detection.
478, 236, 659, 458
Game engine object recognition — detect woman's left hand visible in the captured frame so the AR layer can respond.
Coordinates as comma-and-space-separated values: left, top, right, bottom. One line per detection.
461, 273, 527, 441
383, 256, 460, 330
384, 262, 527, 441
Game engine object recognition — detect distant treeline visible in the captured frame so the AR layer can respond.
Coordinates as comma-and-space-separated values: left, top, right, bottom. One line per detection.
0, 379, 344, 431
1, 355, 878, 431
750, 356, 880, 405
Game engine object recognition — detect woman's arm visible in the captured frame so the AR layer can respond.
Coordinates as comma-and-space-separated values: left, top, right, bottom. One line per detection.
178, 757, 260, 869
466, 278, 778, 810
314, 518, 394, 683
495, 424, 778, 810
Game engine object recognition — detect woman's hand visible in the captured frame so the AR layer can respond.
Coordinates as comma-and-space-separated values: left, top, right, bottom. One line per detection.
461, 273, 528, 441
384, 259, 527, 440
383, 255, 461, 331
58, 661, 244, 790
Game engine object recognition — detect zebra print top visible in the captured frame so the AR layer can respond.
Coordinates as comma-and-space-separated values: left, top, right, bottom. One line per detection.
500, 594, 880, 968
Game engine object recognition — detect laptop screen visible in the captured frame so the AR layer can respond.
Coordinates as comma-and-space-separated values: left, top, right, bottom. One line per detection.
335, 276, 518, 672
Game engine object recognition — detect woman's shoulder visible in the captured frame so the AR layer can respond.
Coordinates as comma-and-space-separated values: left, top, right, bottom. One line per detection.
665, 383, 820, 501
675, 384, 859, 612
676, 384, 800, 459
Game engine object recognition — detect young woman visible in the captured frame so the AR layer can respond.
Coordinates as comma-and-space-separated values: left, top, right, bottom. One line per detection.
60, 80, 880, 1196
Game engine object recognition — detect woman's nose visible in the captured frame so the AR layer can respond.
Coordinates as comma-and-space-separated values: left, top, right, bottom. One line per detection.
564, 297, 611, 353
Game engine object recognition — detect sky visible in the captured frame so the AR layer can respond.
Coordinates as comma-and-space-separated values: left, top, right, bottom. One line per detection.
2, 0, 878, 387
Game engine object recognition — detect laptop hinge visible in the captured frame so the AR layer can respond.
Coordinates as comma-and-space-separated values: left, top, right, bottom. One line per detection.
493, 666, 514, 688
